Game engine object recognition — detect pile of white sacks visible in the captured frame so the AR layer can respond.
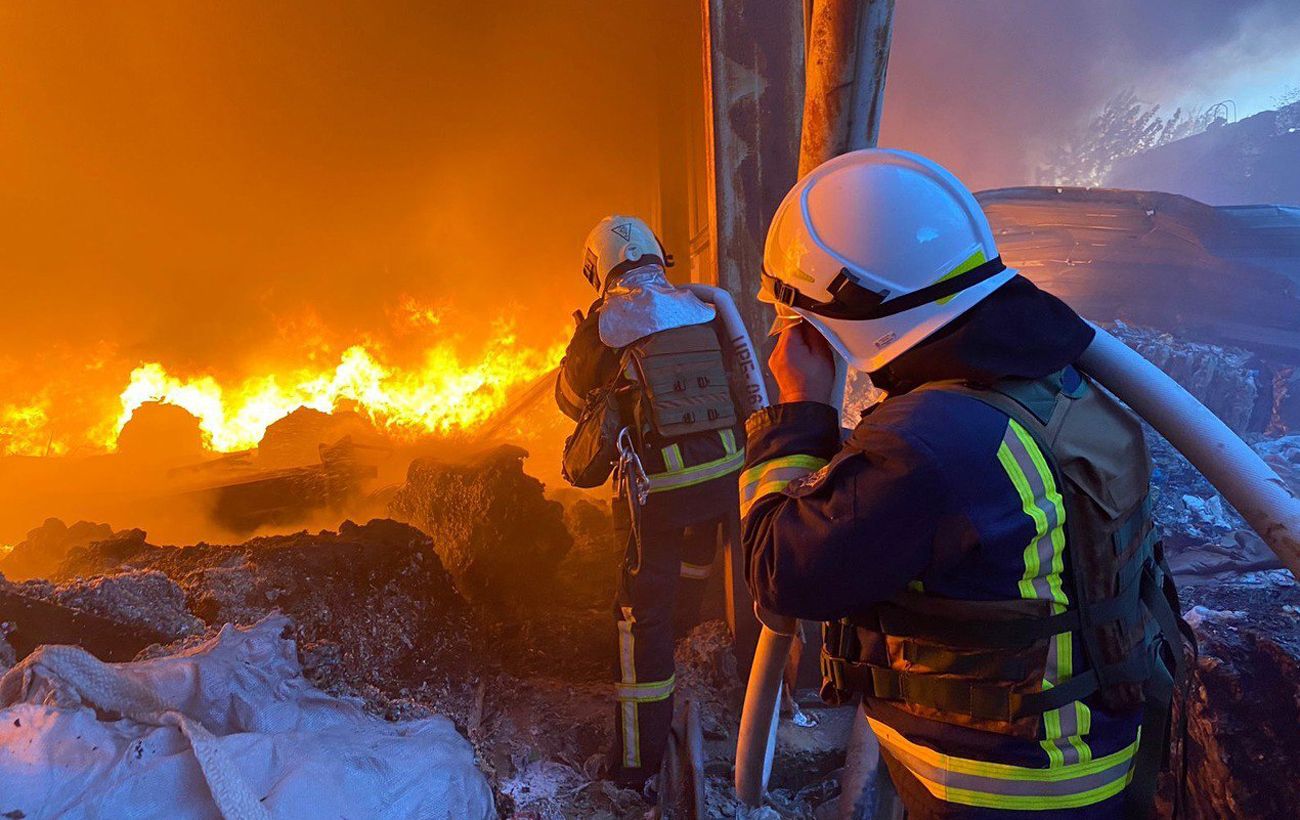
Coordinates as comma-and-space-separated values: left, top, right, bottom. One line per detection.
0, 615, 493, 819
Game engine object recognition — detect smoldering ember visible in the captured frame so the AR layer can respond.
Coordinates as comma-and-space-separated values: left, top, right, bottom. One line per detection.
2, 3, 1299, 820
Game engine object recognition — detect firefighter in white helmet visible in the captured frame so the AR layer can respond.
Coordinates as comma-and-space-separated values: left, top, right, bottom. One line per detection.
557, 215, 748, 788
742, 150, 1189, 817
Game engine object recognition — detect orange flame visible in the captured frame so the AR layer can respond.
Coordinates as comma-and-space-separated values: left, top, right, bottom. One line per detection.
105, 321, 563, 452
0, 399, 63, 457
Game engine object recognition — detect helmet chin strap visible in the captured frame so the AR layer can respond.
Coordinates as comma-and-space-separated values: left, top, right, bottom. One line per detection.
768, 256, 1007, 321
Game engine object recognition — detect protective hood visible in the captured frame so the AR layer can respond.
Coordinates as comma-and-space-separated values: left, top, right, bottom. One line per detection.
868, 275, 1095, 396
597, 264, 716, 348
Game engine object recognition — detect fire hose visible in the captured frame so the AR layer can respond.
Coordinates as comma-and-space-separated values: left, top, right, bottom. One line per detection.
729, 321, 1300, 810
682, 285, 802, 808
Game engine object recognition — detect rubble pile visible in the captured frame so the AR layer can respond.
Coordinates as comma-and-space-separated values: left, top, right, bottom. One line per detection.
389, 444, 572, 608
1271, 367, 1300, 435
48, 518, 477, 707
3, 320, 1300, 817
256, 406, 380, 468
1164, 575, 1300, 818
0, 517, 123, 581
1106, 322, 1272, 434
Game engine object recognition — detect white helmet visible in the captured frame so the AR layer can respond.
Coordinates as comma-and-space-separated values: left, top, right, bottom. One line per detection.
761, 148, 1016, 372
582, 215, 672, 293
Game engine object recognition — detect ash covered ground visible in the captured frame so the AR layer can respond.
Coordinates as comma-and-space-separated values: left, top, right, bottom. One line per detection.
2, 324, 1300, 819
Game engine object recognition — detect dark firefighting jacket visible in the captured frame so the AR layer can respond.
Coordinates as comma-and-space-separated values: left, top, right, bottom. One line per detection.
556, 300, 743, 528
741, 277, 1172, 814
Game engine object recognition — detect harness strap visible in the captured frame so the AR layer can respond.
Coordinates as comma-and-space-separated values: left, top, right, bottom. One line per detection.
822, 652, 1152, 723
857, 564, 1145, 649
1124, 564, 1193, 818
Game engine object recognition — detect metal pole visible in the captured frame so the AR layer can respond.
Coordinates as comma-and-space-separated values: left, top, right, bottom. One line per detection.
732, 1, 896, 811
800, 0, 896, 176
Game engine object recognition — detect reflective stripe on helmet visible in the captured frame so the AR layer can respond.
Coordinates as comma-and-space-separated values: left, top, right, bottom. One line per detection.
738, 454, 829, 518
869, 717, 1137, 810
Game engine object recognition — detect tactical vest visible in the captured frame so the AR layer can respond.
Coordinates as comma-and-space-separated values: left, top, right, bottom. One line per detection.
820, 369, 1191, 812
622, 322, 738, 440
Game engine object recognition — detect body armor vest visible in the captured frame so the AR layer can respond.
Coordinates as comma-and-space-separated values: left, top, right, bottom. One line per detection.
623, 322, 737, 440
821, 370, 1191, 809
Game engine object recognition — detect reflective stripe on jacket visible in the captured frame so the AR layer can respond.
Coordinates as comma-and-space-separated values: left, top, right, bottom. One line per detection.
741, 395, 1145, 811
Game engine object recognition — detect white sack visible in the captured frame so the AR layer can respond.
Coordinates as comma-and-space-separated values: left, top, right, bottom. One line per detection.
0, 614, 493, 820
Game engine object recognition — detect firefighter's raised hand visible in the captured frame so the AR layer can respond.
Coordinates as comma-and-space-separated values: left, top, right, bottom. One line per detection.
769, 320, 836, 405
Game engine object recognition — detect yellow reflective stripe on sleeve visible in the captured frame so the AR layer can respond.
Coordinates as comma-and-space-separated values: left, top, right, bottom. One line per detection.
615, 674, 676, 703
661, 444, 685, 472
738, 454, 829, 518
646, 449, 744, 494
997, 419, 1092, 766
679, 560, 713, 580
868, 718, 1137, 810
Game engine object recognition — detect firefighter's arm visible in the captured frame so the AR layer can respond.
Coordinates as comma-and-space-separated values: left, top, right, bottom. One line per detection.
740, 402, 943, 622
554, 302, 618, 421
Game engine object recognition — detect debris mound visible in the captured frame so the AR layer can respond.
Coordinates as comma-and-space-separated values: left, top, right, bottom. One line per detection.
1165, 575, 1300, 818
50, 518, 474, 703
0, 518, 118, 581
1106, 322, 1271, 434
388, 444, 572, 607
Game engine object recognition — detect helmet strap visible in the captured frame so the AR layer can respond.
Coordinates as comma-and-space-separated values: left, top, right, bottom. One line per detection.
769, 256, 1007, 321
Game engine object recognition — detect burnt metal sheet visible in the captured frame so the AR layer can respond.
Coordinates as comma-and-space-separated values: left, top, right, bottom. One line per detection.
979, 186, 1300, 358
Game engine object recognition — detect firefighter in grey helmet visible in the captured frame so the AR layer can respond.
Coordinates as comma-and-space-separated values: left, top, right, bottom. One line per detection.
556, 215, 747, 787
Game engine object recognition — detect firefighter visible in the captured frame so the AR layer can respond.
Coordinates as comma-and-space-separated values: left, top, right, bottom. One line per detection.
556, 215, 747, 788
742, 149, 1188, 817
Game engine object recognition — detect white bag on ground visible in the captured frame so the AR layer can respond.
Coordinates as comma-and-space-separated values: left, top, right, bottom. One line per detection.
0, 614, 494, 819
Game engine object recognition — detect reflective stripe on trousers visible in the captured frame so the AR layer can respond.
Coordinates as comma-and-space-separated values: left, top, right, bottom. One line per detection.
679, 560, 712, 580
647, 430, 743, 494
616, 613, 640, 768
870, 718, 1137, 811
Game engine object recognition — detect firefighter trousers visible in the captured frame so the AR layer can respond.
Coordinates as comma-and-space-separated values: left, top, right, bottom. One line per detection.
610, 502, 722, 785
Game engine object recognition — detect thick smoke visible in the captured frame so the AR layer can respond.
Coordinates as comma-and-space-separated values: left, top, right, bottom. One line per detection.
881, 0, 1300, 190
0, 1, 691, 425
0, 0, 716, 474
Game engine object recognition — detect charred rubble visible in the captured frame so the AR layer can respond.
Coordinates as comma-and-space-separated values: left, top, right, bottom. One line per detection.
1, 328, 1299, 818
